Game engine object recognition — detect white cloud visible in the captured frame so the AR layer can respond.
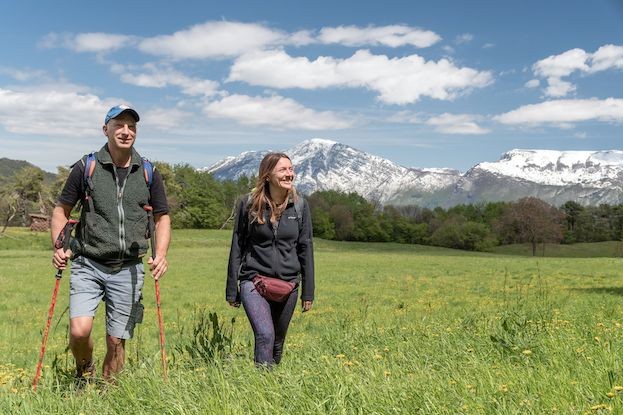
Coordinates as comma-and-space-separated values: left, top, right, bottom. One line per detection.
39, 32, 137, 53
532, 45, 623, 97
203, 94, 354, 130
426, 113, 490, 134
0, 87, 116, 136
317, 25, 441, 48
387, 110, 422, 124
533, 48, 589, 78
141, 107, 194, 130
494, 98, 623, 126
524, 79, 540, 88
288, 30, 316, 46
228, 49, 493, 105
0, 67, 48, 82
454, 33, 474, 45
589, 44, 623, 72
112, 64, 219, 96
138, 21, 287, 59
45, 22, 443, 62
543, 77, 576, 97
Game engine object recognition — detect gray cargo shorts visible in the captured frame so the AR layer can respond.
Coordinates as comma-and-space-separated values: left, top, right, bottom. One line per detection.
69, 256, 145, 339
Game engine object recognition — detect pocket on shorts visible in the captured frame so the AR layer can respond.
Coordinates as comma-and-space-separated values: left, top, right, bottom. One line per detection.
134, 302, 144, 324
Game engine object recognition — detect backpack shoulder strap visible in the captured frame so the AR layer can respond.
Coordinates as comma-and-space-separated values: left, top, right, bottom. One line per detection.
293, 197, 304, 222
83, 152, 97, 193
244, 193, 253, 237
142, 157, 154, 189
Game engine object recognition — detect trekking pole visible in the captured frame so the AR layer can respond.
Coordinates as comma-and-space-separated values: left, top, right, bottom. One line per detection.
33, 219, 78, 391
144, 205, 168, 380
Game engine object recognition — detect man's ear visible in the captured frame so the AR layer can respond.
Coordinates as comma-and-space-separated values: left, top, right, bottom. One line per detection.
102, 125, 108, 137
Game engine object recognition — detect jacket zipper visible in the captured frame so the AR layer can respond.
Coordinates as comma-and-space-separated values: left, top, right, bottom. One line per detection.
113, 167, 128, 261
271, 215, 280, 277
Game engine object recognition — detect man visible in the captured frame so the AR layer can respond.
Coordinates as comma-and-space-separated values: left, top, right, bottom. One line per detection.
51, 105, 171, 381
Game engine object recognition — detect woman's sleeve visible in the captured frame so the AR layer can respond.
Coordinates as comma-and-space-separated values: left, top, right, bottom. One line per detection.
226, 198, 247, 301
297, 199, 315, 301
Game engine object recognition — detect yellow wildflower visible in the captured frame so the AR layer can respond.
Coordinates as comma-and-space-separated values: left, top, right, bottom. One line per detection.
590, 403, 609, 411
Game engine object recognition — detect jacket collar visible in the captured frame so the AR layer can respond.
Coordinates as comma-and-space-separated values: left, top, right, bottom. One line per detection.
97, 144, 142, 168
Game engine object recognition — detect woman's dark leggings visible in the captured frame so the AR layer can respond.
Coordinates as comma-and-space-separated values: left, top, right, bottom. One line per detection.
240, 280, 298, 366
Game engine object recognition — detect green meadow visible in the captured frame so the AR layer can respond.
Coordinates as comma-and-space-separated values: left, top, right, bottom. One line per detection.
1, 228, 623, 414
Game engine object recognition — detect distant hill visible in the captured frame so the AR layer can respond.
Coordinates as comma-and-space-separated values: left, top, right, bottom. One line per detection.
0, 158, 57, 185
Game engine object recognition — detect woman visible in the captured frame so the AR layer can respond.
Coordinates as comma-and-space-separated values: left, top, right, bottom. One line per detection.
226, 152, 315, 367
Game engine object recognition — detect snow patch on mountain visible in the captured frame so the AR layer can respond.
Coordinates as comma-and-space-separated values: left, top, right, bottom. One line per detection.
476, 149, 623, 186
205, 138, 458, 204
204, 140, 623, 207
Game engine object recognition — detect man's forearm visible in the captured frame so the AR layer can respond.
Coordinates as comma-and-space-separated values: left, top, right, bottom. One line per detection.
51, 205, 71, 244
154, 214, 171, 258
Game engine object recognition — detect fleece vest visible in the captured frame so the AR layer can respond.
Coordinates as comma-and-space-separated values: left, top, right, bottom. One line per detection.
76, 145, 150, 262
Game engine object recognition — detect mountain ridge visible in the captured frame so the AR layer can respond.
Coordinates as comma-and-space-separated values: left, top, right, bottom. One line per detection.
205, 139, 623, 207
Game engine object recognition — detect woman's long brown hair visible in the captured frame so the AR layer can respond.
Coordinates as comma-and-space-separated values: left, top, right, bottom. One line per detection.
249, 152, 298, 224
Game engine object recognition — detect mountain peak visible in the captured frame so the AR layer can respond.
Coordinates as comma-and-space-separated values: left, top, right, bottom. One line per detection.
205, 141, 623, 207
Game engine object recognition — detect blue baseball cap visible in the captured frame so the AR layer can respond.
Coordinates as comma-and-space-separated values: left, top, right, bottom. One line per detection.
104, 105, 140, 125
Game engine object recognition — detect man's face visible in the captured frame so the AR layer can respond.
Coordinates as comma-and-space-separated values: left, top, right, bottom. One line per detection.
103, 112, 137, 150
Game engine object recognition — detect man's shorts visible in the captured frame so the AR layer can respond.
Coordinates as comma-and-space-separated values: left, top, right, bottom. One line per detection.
69, 256, 145, 339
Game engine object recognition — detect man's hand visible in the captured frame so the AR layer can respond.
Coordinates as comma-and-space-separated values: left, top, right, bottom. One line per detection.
148, 254, 168, 280
52, 248, 73, 270
301, 300, 313, 312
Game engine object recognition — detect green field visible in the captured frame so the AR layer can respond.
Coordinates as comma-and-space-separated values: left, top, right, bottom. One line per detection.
1, 228, 623, 414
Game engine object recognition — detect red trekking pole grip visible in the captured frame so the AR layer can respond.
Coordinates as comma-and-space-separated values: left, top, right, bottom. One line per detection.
53, 219, 78, 279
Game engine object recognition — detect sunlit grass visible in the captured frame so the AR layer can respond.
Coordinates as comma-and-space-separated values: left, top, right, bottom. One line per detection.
1, 228, 623, 414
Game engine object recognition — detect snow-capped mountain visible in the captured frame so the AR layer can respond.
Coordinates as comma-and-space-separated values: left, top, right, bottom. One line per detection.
204, 138, 460, 205
476, 149, 623, 187
442, 149, 623, 207
204, 139, 623, 207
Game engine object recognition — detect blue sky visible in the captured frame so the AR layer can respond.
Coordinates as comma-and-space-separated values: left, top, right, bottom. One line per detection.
1, 0, 622, 172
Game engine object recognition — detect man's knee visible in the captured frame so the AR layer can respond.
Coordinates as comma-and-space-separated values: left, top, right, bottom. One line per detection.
106, 335, 125, 349
70, 317, 93, 340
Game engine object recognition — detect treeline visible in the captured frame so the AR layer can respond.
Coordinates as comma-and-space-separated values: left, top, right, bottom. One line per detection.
308, 190, 623, 254
0, 163, 252, 232
2, 163, 622, 255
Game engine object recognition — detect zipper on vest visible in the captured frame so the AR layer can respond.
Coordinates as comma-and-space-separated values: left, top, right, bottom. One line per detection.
113, 168, 128, 261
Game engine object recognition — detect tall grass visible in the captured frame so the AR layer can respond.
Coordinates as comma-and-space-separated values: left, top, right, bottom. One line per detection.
1, 228, 623, 413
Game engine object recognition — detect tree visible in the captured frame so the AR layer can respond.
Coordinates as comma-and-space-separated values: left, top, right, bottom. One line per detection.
430, 217, 494, 251
499, 197, 564, 256
561, 200, 584, 243
0, 166, 46, 232
172, 165, 228, 229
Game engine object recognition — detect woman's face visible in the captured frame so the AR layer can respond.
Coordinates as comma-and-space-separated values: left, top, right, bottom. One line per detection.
268, 157, 295, 193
